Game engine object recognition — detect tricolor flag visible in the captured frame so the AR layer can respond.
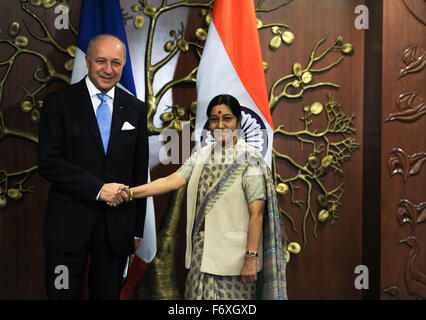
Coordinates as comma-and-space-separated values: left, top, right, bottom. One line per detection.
196, 0, 273, 166
71, 0, 156, 300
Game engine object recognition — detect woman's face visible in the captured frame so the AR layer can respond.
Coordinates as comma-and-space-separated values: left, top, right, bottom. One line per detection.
209, 104, 239, 143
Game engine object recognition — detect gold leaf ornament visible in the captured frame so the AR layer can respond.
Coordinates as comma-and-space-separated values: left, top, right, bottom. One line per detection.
173, 119, 183, 132
293, 62, 302, 77
143, 5, 157, 16
190, 101, 197, 115
341, 43, 354, 55
292, 80, 301, 88
318, 209, 330, 222
131, 4, 140, 12
164, 41, 175, 52
317, 194, 329, 208
177, 39, 189, 52
276, 183, 289, 195
195, 28, 207, 41
256, 18, 263, 29
15, 35, 28, 48
31, 109, 40, 123
271, 26, 280, 34
20, 101, 33, 113
269, 35, 282, 50
43, 0, 57, 9
176, 108, 186, 118
66, 45, 76, 57
8, 22, 20, 37
7, 188, 23, 200
160, 112, 175, 122
204, 14, 211, 26
310, 102, 323, 115
308, 155, 320, 169
301, 71, 312, 84
0, 195, 7, 209
281, 31, 295, 44
31, 0, 42, 6
321, 155, 333, 168
64, 58, 74, 71
134, 14, 145, 29
287, 242, 301, 254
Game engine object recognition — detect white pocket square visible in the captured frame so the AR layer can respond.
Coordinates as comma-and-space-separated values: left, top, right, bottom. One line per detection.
121, 121, 135, 130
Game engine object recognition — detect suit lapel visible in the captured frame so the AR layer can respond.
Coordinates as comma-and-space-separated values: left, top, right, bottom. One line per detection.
74, 79, 105, 155
106, 88, 125, 156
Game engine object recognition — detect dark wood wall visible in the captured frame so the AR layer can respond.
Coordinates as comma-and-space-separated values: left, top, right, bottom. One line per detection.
258, 0, 365, 299
380, 0, 425, 300
0, 0, 81, 299
0, 0, 424, 300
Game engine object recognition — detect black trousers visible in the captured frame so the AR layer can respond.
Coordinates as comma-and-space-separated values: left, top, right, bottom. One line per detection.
44, 211, 127, 300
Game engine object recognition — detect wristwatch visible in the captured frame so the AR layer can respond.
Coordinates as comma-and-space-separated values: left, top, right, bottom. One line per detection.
246, 250, 258, 257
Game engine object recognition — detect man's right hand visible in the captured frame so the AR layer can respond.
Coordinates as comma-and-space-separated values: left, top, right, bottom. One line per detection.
99, 183, 128, 207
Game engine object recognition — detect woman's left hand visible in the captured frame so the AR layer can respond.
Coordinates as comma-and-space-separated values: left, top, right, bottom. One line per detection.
241, 256, 258, 284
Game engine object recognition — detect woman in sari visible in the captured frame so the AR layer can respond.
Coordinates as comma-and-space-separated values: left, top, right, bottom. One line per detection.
116, 94, 288, 300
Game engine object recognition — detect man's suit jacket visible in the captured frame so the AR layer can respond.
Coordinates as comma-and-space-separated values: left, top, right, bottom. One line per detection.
38, 78, 148, 256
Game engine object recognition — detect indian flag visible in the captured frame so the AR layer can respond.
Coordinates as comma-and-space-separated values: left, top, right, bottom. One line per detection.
196, 0, 273, 166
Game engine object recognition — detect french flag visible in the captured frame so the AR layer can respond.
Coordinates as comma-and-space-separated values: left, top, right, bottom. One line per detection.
196, 0, 274, 166
71, 0, 156, 300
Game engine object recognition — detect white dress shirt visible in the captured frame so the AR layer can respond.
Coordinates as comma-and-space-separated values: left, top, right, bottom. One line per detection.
86, 77, 141, 244
85, 76, 115, 200
85, 76, 115, 119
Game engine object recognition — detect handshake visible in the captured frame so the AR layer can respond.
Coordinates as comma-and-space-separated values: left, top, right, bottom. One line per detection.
99, 182, 132, 207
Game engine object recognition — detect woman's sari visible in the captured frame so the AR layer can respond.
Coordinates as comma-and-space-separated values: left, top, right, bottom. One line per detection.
179, 140, 288, 300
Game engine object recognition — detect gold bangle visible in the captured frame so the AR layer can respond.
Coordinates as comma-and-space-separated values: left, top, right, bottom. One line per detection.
129, 188, 134, 201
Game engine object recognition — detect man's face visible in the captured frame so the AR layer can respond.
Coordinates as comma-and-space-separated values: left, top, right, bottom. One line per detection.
85, 36, 125, 93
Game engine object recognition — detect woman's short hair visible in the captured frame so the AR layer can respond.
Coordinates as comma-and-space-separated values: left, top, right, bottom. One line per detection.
206, 94, 242, 122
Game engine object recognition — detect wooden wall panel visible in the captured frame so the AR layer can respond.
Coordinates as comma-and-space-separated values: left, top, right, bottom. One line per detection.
0, 0, 81, 299
362, 0, 383, 300
257, 0, 365, 299
1, 0, 423, 300
381, 0, 426, 300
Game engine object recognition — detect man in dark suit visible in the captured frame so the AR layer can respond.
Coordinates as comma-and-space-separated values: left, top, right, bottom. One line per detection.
38, 34, 148, 299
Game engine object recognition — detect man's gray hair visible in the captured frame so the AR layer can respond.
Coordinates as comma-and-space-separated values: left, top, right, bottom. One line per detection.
86, 34, 127, 63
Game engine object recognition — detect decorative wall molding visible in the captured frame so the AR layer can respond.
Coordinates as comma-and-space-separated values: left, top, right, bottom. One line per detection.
388, 147, 426, 181
385, 92, 425, 122
399, 45, 425, 79
399, 236, 426, 299
402, 0, 426, 25
396, 199, 426, 228
383, 285, 401, 299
